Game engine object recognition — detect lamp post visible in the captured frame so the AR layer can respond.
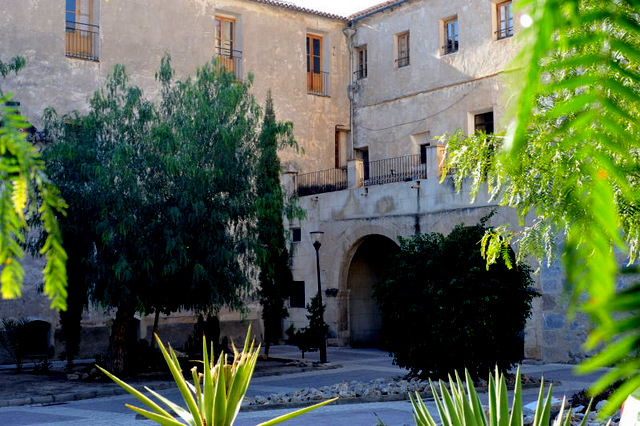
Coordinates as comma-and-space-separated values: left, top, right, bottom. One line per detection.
310, 231, 327, 363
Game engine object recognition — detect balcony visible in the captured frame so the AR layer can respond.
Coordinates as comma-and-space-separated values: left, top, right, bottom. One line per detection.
296, 167, 347, 196
65, 21, 99, 61
365, 154, 427, 186
294, 148, 444, 197
307, 71, 330, 97
214, 47, 243, 79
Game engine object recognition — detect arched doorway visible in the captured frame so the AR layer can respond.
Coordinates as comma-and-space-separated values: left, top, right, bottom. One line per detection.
346, 235, 398, 346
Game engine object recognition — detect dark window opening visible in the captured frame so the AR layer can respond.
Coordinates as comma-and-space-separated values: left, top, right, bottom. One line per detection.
474, 111, 494, 134
291, 228, 301, 243
290, 281, 305, 308
420, 143, 430, 164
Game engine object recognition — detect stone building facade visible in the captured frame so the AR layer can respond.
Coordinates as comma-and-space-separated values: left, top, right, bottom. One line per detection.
0, 0, 585, 363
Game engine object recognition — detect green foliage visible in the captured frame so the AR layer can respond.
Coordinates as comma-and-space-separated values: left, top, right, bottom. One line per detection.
42, 55, 268, 373
440, 0, 640, 413
286, 294, 329, 359
0, 317, 30, 373
256, 91, 301, 354
373, 222, 537, 379
0, 56, 26, 96
98, 329, 337, 425
0, 56, 25, 79
411, 366, 593, 426
0, 95, 67, 310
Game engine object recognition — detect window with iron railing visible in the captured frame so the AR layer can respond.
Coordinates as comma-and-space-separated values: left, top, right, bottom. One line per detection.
307, 34, 330, 96
65, 0, 99, 61
442, 17, 458, 55
396, 32, 410, 68
215, 16, 242, 78
496, 0, 513, 39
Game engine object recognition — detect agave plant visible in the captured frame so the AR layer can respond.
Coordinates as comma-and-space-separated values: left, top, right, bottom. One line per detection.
97, 330, 337, 425
410, 366, 598, 426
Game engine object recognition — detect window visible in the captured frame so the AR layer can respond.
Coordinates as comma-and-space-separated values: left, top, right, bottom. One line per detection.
443, 17, 458, 55
474, 111, 494, 134
356, 45, 368, 79
65, 0, 99, 61
396, 32, 410, 67
496, 1, 513, 39
420, 143, 430, 164
291, 228, 301, 243
290, 281, 306, 308
307, 34, 328, 95
215, 16, 242, 78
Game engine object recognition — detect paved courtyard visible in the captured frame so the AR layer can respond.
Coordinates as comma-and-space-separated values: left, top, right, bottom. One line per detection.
0, 345, 606, 425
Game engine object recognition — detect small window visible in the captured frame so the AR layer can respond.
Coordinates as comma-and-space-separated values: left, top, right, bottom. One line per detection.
443, 17, 458, 55
474, 111, 494, 134
290, 281, 306, 308
356, 45, 368, 79
291, 228, 301, 243
396, 32, 410, 68
215, 16, 242, 78
496, 1, 513, 39
65, 0, 100, 61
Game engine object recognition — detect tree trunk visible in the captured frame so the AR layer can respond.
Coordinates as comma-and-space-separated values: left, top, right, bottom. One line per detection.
151, 310, 160, 349
106, 307, 137, 375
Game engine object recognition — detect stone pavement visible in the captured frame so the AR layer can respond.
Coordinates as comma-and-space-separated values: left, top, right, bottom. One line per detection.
0, 345, 607, 425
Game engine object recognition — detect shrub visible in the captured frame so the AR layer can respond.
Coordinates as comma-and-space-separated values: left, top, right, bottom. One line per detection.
372, 220, 538, 379
0, 318, 31, 373
286, 294, 329, 359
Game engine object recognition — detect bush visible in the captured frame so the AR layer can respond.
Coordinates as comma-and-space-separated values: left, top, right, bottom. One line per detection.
286, 294, 329, 359
372, 221, 538, 379
0, 318, 31, 373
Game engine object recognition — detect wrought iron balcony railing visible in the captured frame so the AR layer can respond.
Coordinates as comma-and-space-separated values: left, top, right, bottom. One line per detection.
365, 154, 427, 186
395, 55, 410, 68
65, 21, 99, 61
443, 40, 459, 55
307, 71, 330, 96
495, 26, 514, 39
296, 167, 347, 196
214, 47, 243, 79
354, 67, 367, 80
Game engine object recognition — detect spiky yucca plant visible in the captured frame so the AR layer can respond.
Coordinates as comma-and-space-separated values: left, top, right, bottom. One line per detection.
98, 330, 336, 426
410, 366, 599, 426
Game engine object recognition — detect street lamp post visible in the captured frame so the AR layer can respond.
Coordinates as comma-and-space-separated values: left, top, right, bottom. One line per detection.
310, 231, 327, 363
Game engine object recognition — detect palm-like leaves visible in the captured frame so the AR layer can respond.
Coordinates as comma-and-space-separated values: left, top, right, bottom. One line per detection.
411, 366, 594, 426
98, 330, 337, 425
442, 0, 640, 414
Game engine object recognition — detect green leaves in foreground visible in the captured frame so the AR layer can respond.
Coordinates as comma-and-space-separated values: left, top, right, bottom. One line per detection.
97, 329, 337, 425
441, 0, 640, 414
411, 366, 594, 426
0, 95, 67, 310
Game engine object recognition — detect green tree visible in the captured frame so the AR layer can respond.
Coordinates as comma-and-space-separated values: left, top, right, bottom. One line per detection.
0, 55, 67, 311
441, 0, 640, 411
43, 57, 264, 374
373, 221, 537, 379
256, 91, 300, 356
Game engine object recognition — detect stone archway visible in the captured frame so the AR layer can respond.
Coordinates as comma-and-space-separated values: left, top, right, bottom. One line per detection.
346, 235, 398, 346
